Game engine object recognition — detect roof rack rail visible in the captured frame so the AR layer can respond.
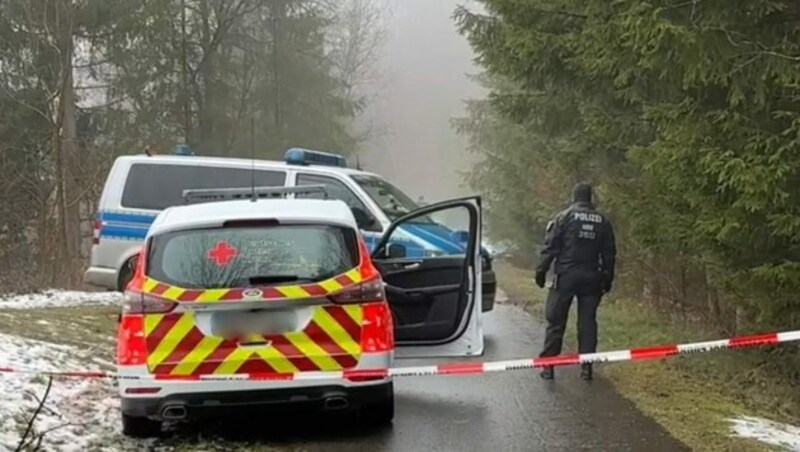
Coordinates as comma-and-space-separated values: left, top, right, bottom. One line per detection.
182, 185, 329, 204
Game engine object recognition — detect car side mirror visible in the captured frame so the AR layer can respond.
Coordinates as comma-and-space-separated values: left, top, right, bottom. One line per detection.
387, 243, 407, 259
351, 206, 376, 230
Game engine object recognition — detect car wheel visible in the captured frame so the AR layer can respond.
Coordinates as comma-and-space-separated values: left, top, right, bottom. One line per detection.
121, 414, 161, 438
360, 390, 394, 426
117, 257, 136, 292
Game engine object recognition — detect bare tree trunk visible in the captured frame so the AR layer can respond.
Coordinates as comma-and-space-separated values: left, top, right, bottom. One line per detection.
181, 0, 192, 143
62, 71, 80, 266
54, 102, 67, 280
56, 0, 81, 285
272, 0, 286, 148
198, 0, 215, 151
705, 266, 722, 324
678, 257, 688, 319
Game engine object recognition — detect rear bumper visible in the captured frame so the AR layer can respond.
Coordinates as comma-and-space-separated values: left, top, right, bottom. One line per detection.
84, 266, 117, 290
481, 268, 497, 312
121, 381, 393, 420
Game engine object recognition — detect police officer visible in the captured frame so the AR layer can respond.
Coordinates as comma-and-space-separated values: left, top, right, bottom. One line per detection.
534, 182, 616, 381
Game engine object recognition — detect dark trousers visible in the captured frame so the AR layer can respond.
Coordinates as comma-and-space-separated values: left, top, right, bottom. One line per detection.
540, 270, 603, 358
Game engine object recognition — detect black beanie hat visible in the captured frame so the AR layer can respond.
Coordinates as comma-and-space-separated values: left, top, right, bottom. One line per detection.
572, 182, 593, 203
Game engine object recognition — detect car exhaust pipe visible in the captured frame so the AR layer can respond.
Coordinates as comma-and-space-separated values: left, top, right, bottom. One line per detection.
323, 396, 349, 411
161, 404, 187, 420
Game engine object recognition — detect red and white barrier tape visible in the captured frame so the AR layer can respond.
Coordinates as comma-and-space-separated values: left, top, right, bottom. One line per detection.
1, 330, 799, 382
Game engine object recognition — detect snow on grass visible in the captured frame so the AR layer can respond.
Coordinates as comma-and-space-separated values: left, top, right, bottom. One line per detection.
0, 333, 137, 451
729, 416, 800, 451
0, 290, 121, 310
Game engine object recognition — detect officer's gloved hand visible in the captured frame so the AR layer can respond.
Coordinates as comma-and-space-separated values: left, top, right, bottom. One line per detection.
602, 278, 613, 294
534, 271, 546, 289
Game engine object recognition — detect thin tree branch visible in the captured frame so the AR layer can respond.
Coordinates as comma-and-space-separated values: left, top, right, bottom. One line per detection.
15, 377, 53, 452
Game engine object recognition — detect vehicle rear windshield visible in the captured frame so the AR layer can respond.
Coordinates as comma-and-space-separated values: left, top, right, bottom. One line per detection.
121, 164, 286, 210
147, 225, 359, 289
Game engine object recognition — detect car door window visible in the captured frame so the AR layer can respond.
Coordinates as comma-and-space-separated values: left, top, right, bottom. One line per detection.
296, 173, 381, 232
372, 201, 478, 343
387, 208, 467, 259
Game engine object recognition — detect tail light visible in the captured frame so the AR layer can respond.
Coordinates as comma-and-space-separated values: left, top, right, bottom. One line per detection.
92, 219, 102, 245
117, 314, 147, 366
360, 302, 394, 353
329, 237, 385, 305
123, 291, 178, 314
328, 277, 385, 304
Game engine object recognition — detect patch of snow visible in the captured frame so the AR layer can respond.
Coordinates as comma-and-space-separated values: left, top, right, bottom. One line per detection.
0, 333, 138, 451
0, 290, 121, 310
730, 416, 800, 451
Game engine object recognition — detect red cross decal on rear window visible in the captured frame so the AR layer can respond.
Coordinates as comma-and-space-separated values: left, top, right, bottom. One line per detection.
207, 241, 238, 267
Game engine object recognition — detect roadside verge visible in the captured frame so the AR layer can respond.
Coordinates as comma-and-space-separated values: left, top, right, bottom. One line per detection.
494, 260, 800, 452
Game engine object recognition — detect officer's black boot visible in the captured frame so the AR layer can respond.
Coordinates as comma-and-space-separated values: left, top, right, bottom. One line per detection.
580, 363, 593, 381
540, 366, 554, 380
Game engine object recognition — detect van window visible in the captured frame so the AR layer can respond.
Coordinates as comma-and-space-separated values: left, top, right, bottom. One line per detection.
350, 175, 419, 221
121, 164, 286, 210
295, 173, 381, 232
147, 225, 359, 289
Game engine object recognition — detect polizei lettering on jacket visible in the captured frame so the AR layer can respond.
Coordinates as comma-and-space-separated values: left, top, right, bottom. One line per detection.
573, 212, 603, 223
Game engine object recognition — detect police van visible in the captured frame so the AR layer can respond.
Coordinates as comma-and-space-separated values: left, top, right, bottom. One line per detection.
86, 148, 496, 311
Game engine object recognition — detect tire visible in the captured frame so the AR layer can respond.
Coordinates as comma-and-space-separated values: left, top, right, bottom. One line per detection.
360, 390, 394, 426
117, 257, 136, 292
121, 414, 161, 438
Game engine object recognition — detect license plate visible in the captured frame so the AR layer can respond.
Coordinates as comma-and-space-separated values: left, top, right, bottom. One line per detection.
207, 309, 303, 338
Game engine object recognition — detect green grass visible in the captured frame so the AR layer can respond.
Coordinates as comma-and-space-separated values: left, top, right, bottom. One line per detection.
0, 305, 119, 362
495, 260, 799, 452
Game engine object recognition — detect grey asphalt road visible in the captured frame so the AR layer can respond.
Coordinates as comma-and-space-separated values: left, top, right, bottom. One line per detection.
163, 304, 688, 451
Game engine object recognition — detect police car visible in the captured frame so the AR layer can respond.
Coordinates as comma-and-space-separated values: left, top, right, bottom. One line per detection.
86, 148, 496, 311
117, 186, 483, 437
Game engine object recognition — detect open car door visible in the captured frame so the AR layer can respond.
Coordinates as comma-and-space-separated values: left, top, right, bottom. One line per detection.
371, 197, 483, 358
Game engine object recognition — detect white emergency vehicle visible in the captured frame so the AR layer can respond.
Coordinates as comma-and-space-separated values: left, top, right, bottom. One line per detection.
117, 186, 483, 437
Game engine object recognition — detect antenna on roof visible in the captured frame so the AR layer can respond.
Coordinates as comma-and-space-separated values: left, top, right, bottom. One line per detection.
250, 116, 256, 202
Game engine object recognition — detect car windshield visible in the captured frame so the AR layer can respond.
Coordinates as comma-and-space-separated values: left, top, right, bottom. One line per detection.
147, 225, 359, 289
351, 175, 428, 222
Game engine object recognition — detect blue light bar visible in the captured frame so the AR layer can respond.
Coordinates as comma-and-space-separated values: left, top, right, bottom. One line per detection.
174, 144, 194, 156
284, 148, 348, 168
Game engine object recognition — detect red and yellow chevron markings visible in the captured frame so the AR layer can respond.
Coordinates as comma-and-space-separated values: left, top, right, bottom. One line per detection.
143, 305, 363, 376
142, 268, 363, 303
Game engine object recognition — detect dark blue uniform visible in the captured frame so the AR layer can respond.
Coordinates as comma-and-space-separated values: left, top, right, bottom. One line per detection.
535, 183, 616, 380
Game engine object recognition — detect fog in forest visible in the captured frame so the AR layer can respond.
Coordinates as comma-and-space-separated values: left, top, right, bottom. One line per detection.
359, 0, 484, 203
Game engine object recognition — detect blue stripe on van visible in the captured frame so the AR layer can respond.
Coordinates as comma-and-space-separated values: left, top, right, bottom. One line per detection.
98, 211, 157, 225
97, 211, 155, 240
100, 225, 149, 240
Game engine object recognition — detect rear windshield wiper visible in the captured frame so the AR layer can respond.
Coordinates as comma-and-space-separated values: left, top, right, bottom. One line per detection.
248, 275, 301, 285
